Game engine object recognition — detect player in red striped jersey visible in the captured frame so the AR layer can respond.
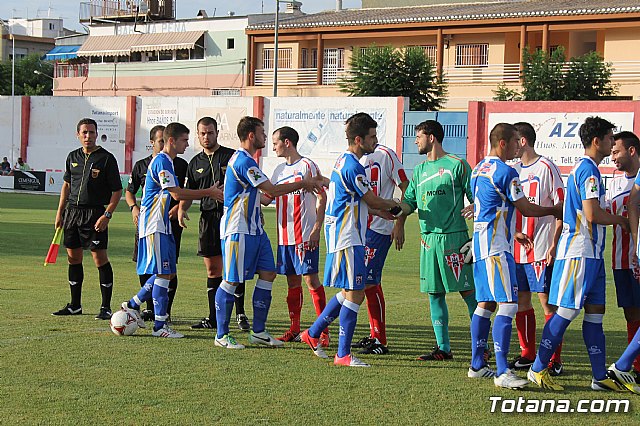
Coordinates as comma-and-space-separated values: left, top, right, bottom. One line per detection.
510, 122, 565, 375
607, 131, 640, 382
262, 126, 329, 345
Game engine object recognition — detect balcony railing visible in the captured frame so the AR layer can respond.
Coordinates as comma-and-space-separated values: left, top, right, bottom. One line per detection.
252, 61, 640, 86
79, 0, 176, 22
254, 68, 348, 86
55, 63, 89, 78
442, 64, 521, 83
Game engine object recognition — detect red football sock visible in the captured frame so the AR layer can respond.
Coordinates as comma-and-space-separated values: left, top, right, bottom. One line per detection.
627, 320, 640, 372
286, 286, 303, 333
365, 285, 387, 345
546, 313, 563, 363
308, 286, 328, 334
515, 308, 536, 360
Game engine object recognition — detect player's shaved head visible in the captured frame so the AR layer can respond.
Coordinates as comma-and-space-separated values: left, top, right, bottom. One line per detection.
164, 122, 190, 142
273, 126, 299, 147
514, 122, 536, 147
77, 117, 97, 132
489, 123, 517, 148
197, 116, 218, 131
614, 131, 640, 152
150, 125, 165, 141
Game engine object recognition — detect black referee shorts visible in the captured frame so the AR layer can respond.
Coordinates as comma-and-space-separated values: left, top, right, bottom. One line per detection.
63, 205, 107, 250
132, 219, 183, 262
198, 210, 223, 257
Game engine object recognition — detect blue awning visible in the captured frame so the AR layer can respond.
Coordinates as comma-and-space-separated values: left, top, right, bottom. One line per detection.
44, 45, 81, 61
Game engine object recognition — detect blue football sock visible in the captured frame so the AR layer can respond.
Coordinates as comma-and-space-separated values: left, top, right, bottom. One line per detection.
130, 274, 155, 310
309, 292, 345, 338
215, 281, 236, 339
583, 314, 607, 381
337, 300, 360, 358
616, 326, 640, 372
252, 279, 273, 333
151, 277, 169, 332
532, 313, 571, 372
493, 314, 513, 376
470, 308, 492, 371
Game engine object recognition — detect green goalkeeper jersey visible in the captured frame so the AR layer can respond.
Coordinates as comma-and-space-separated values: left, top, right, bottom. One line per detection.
403, 154, 472, 234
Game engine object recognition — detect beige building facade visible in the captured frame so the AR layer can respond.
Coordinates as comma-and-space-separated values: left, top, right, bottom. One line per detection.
245, 1, 640, 109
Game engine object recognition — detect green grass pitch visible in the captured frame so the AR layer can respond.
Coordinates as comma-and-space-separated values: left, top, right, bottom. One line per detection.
0, 192, 638, 424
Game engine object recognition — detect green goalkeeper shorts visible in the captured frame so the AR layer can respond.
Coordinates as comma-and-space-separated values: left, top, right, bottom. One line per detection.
420, 231, 474, 294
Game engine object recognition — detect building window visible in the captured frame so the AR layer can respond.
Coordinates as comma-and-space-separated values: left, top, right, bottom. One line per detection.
176, 49, 190, 60
409, 45, 437, 65
159, 50, 173, 61
227, 38, 235, 50
130, 52, 142, 62
103, 55, 116, 63
262, 47, 292, 69
49, 23, 54, 30
301, 48, 317, 68
455, 43, 488, 67
90, 55, 103, 64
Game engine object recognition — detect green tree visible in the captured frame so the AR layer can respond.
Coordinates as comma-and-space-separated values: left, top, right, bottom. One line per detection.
497, 46, 618, 101
0, 53, 54, 96
339, 45, 447, 111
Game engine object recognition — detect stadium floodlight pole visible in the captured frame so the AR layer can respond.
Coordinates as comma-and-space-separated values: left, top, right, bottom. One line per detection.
273, 0, 300, 97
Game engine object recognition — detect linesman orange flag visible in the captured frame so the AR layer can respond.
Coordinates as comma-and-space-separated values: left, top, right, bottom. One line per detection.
44, 227, 63, 266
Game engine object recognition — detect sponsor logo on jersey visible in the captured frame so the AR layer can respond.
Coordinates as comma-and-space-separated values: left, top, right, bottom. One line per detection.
588, 176, 598, 193
91, 168, 100, 178
159, 171, 169, 185
71, 162, 78, 168
356, 275, 363, 284
364, 247, 377, 266
512, 180, 522, 195
445, 252, 465, 281
533, 260, 546, 281
248, 168, 263, 181
528, 173, 535, 181
425, 189, 446, 196
196, 168, 204, 173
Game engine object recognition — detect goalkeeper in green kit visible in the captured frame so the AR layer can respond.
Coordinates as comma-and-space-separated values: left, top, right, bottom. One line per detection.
398, 120, 477, 361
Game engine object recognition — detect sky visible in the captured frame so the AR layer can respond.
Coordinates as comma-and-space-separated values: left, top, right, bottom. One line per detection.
1, 0, 362, 32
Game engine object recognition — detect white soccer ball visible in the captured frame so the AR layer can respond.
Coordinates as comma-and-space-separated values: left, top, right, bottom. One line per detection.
110, 309, 139, 336
460, 239, 473, 264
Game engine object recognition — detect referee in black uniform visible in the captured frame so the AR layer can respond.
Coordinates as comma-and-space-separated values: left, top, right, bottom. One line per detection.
53, 118, 122, 320
180, 116, 250, 331
125, 124, 188, 322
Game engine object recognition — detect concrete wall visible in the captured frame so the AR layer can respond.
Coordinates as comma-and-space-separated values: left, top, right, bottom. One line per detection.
0, 95, 405, 183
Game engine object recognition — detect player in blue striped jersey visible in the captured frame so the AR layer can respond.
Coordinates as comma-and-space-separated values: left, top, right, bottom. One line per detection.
300, 113, 400, 367
468, 123, 562, 389
120, 122, 222, 338
529, 117, 632, 392
214, 116, 325, 349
